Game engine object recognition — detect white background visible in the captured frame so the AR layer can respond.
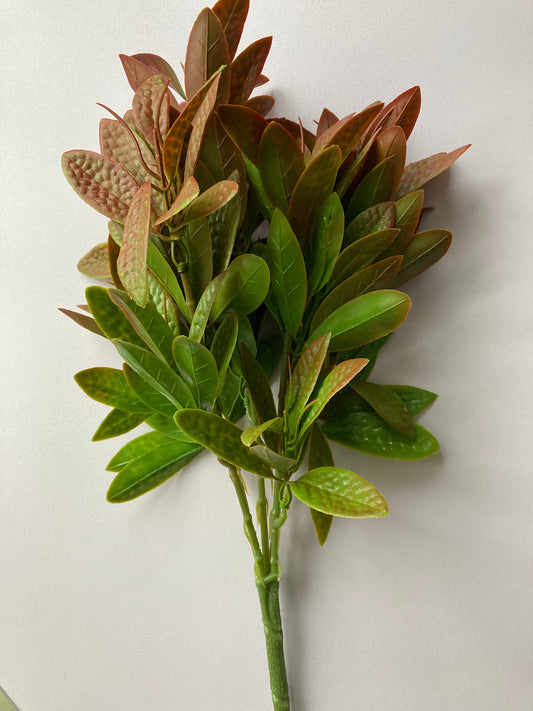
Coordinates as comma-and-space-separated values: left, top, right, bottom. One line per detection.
1, 1, 532, 709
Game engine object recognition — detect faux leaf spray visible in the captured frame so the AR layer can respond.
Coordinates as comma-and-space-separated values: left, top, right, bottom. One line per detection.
61, 1, 469, 707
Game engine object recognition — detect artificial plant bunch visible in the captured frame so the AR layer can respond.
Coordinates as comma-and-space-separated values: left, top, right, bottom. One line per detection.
61, 1, 469, 708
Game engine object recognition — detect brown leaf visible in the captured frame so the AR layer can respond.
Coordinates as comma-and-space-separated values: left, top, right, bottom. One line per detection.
184, 8, 230, 104
230, 36, 272, 104
380, 86, 421, 140
218, 104, 268, 164
394, 145, 470, 199
246, 95, 275, 116
132, 75, 170, 142
212, 0, 249, 60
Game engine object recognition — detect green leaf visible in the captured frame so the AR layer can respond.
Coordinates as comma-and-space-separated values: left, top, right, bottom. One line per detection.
190, 274, 224, 341
307, 192, 344, 297
380, 190, 424, 258
117, 183, 152, 307
184, 7, 230, 104
77, 242, 111, 279
147, 271, 182, 338
115, 340, 195, 410
350, 334, 392, 382
181, 218, 213, 302
92, 409, 148, 441
353, 381, 416, 437
146, 242, 190, 320
346, 158, 394, 223
388, 385, 437, 415
343, 201, 396, 249
367, 126, 406, 193
154, 176, 200, 225
208, 171, 241, 274
74, 367, 150, 413
240, 417, 282, 447
394, 145, 470, 199
259, 121, 305, 214
108, 289, 174, 364
218, 366, 245, 421
308, 290, 411, 352
85, 286, 145, 347
310, 256, 403, 334
61, 150, 139, 222
107, 431, 176, 471
288, 145, 342, 251
250, 445, 296, 474
240, 343, 277, 424
392, 229, 452, 286
210, 254, 270, 322
328, 228, 399, 290
175, 409, 274, 478
145, 413, 196, 441
286, 334, 330, 432
179, 180, 238, 228
265, 209, 307, 336
172, 336, 219, 407
107, 438, 203, 502
323, 411, 440, 460
298, 358, 368, 438
123, 364, 178, 417
290, 466, 388, 518
211, 311, 239, 383
242, 154, 273, 219
307, 424, 334, 545
212, 0, 249, 60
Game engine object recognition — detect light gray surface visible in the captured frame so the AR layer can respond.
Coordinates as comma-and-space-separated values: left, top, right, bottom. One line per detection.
1, 1, 532, 709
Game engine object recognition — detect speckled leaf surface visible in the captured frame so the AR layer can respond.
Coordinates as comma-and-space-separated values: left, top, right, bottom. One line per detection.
230, 36, 272, 104
212, 0, 249, 59
155, 176, 200, 225
62, 150, 139, 222
181, 180, 238, 227
74, 367, 151, 413
175, 409, 274, 478
85, 285, 145, 346
132, 52, 186, 100
189, 274, 224, 341
184, 75, 221, 179
291, 466, 388, 518
77, 242, 110, 279
123, 364, 179, 418
117, 183, 152, 307
132, 74, 170, 142
286, 334, 330, 431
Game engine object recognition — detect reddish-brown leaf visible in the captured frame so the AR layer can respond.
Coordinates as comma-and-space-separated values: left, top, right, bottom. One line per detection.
61, 150, 139, 222
132, 75, 170, 142
380, 86, 421, 140
117, 183, 152, 306
394, 145, 471, 199
184, 74, 221, 179
99, 118, 157, 185
132, 52, 186, 100
245, 95, 275, 116
255, 74, 269, 88
316, 108, 339, 138
218, 104, 268, 164
272, 117, 316, 150
313, 104, 382, 161
119, 54, 180, 110
155, 176, 200, 225
180, 180, 239, 227
286, 334, 331, 431
288, 145, 342, 251
212, 0, 249, 60
230, 36, 272, 104
184, 8, 230, 104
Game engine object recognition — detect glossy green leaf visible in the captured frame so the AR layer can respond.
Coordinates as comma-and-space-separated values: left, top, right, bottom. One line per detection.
107, 431, 176, 471
218, 104, 268, 165
212, 0, 249, 60
108, 289, 174, 364
367, 126, 406, 193
350, 333, 392, 382
154, 176, 200, 225
290, 466, 388, 518
147, 271, 181, 338
175, 409, 274, 478
392, 229, 452, 286
181, 218, 213, 302
85, 286, 145, 346
310, 257, 403, 334
307, 424, 334, 545
219, 366, 245, 421
328, 228, 399, 290
343, 201, 396, 249
380, 86, 421, 139
208, 170, 241, 274
145, 413, 195, 441
288, 145, 342, 251
74, 367, 150, 413
346, 158, 395, 223
394, 145, 470, 199
117, 183, 152, 307
184, 7, 230, 104
184, 75, 221, 179
388, 385, 437, 415
92, 409, 148, 441
353, 381, 415, 437
132, 74, 169, 142
298, 358, 368, 437
172, 336, 219, 407
210, 254, 270, 322
259, 121, 305, 214
323, 411, 440, 460
62, 150, 140, 222
250, 445, 296, 474
307, 192, 344, 296
286, 334, 330, 431
230, 36, 272, 104
240, 343, 277, 425
77, 243, 110, 279
107, 438, 202, 502
265, 209, 307, 336
240, 417, 282, 447
124, 364, 178, 417
308, 289, 411, 351
115, 340, 195, 410
242, 154, 273, 219
211, 311, 239, 383
322, 381, 437, 421
190, 273, 224, 341
381, 190, 424, 257
58, 308, 105, 338
146, 242, 190, 321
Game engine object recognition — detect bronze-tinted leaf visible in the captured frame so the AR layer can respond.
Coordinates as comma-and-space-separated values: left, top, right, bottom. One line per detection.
155, 176, 200, 225
259, 121, 305, 214
184, 8, 230, 104
312, 104, 382, 161
117, 183, 152, 307
132, 74, 170, 142
286, 334, 330, 433
343, 201, 396, 248
61, 150, 139, 222
288, 145, 342, 251
77, 243, 111, 279
132, 52, 186, 100
394, 145, 470, 199
316, 108, 339, 138
99, 119, 158, 186
58, 308, 105, 338
184, 74, 221, 180
245, 95, 275, 116
212, 0, 249, 60
120, 54, 181, 108
180, 180, 238, 227
366, 126, 406, 194
218, 103, 268, 164
392, 229, 452, 286
230, 37, 272, 104
346, 158, 394, 222
380, 86, 421, 140
353, 380, 416, 437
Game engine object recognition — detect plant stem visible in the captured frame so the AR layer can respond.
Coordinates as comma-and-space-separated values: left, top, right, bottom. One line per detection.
257, 579, 290, 711
227, 465, 264, 577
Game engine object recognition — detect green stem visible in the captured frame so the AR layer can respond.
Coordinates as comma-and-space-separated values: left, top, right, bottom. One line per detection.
257, 478, 270, 563
227, 465, 264, 577
257, 580, 290, 711
278, 331, 292, 418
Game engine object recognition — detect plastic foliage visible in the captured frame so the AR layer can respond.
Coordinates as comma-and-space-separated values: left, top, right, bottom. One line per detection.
61, 1, 469, 708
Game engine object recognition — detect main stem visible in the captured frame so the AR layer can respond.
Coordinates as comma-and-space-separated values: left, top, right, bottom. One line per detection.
257, 579, 290, 711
